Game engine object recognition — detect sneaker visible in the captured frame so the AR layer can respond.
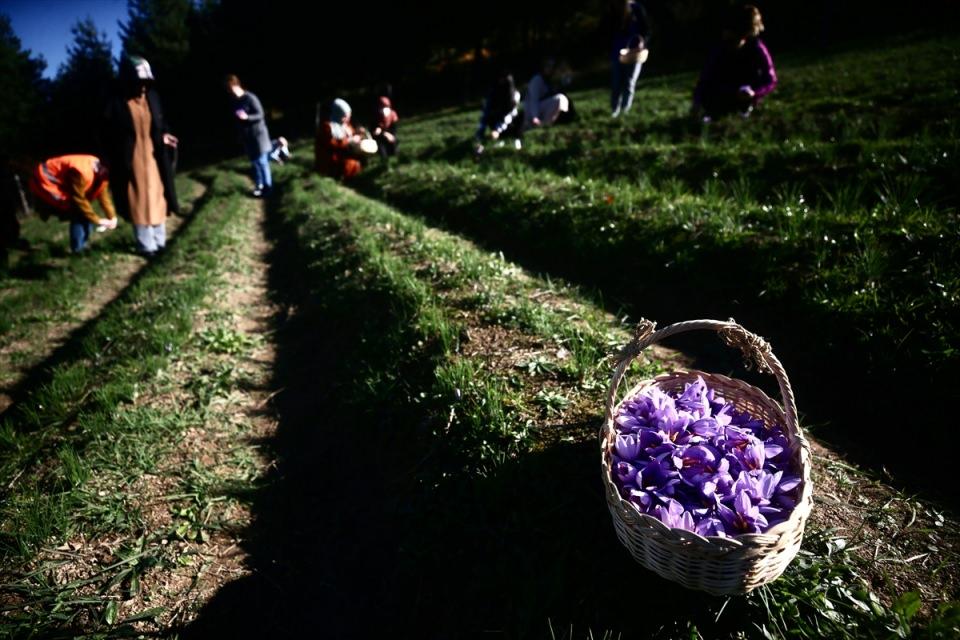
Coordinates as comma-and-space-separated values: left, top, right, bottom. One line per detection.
251, 185, 264, 198
611, 107, 621, 118
513, 139, 522, 150
475, 144, 485, 156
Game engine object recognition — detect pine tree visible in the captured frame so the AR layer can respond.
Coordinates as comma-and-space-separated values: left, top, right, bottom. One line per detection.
119, 0, 192, 79
48, 18, 115, 155
57, 17, 114, 83
0, 14, 47, 159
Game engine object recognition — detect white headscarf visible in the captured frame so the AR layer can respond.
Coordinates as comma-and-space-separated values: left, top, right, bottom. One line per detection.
329, 98, 352, 140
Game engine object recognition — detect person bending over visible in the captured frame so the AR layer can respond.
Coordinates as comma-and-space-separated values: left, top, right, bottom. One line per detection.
28, 154, 118, 253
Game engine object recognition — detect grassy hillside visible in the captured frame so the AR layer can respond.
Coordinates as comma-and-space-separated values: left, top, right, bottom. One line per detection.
356, 34, 960, 499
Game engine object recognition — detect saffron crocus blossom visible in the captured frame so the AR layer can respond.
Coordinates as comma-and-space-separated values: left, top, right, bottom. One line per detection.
717, 492, 768, 534
656, 498, 696, 531
610, 377, 802, 537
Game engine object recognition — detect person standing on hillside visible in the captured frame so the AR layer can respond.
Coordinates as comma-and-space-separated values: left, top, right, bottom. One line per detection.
691, 4, 777, 120
104, 56, 179, 257
609, 0, 651, 118
27, 154, 118, 253
226, 75, 273, 198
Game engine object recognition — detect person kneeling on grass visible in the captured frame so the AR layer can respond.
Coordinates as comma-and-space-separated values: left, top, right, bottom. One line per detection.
523, 58, 575, 133
314, 99, 366, 180
372, 96, 399, 164
27, 154, 118, 253
691, 4, 777, 121
475, 71, 523, 154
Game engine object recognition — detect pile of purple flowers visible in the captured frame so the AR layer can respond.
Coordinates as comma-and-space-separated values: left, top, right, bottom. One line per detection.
611, 377, 801, 537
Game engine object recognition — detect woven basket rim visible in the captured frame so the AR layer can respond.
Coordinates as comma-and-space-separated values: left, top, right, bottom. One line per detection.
601, 368, 813, 550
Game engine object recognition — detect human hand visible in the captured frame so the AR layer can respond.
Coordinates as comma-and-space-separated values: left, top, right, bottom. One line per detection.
163, 133, 179, 148
99, 217, 118, 231
490, 129, 500, 140
235, 109, 249, 120
738, 85, 756, 99
531, 117, 541, 127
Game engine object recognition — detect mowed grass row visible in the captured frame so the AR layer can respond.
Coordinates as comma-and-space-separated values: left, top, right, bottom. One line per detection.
0, 169, 259, 636
251, 166, 954, 638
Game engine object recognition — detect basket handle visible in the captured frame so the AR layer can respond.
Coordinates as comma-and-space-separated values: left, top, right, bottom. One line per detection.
604, 319, 799, 438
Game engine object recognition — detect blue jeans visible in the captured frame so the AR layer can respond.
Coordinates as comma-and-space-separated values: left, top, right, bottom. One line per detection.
251, 152, 272, 189
70, 219, 94, 253
611, 61, 643, 114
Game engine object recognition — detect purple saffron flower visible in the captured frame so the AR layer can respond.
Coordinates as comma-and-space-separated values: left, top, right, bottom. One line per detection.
695, 516, 727, 537
731, 470, 783, 519
656, 498, 696, 531
676, 378, 710, 414
615, 414, 645, 432
614, 459, 639, 486
690, 417, 720, 439
611, 378, 801, 536
615, 434, 642, 461
778, 475, 802, 493
739, 438, 767, 472
638, 455, 682, 500
717, 491, 768, 534
629, 488, 655, 512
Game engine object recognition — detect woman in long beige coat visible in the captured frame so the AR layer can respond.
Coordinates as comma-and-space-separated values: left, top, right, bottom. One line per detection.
104, 56, 179, 256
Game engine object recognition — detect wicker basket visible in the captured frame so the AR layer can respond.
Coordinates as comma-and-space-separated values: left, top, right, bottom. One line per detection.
600, 319, 813, 596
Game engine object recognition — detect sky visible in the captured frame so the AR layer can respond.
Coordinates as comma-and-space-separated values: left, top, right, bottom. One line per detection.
3, 0, 127, 78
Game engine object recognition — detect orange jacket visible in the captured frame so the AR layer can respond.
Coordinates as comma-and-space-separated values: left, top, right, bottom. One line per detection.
314, 122, 362, 179
29, 154, 117, 224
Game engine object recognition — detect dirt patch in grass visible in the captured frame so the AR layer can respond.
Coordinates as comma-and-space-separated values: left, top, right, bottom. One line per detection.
807, 440, 959, 612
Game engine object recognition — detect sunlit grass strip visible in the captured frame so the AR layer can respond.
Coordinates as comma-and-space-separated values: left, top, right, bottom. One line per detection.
0, 172, 249, 562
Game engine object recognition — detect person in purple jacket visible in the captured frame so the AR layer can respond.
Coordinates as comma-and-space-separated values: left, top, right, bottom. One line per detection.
691, 4, 777, 120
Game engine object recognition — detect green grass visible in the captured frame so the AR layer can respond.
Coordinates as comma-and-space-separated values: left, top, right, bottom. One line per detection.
248, 162, 957, 638
349, 34, 960, 493
0, 175, 208, 403
0, 169, 261, 637
2, 32, 959, 637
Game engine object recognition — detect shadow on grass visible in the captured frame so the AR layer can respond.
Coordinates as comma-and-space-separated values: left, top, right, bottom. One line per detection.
181, 179, 758, 638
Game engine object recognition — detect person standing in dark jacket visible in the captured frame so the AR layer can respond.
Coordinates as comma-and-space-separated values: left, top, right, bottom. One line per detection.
104, 55, 179, 256
226, 75, 272, 197
610, 0, 651, 118
692, 4, 777, 120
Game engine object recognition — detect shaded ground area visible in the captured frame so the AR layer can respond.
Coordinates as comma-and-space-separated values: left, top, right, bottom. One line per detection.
183, 177, 958, 638
182, 183, 747, 638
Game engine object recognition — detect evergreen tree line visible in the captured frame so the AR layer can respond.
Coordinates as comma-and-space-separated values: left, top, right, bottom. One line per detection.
1, 0, 956, 199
